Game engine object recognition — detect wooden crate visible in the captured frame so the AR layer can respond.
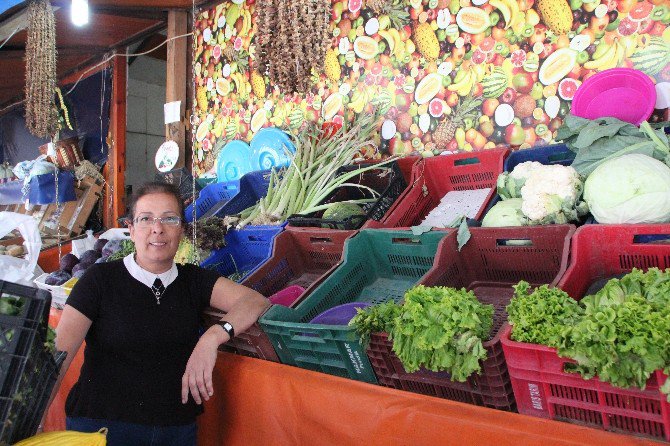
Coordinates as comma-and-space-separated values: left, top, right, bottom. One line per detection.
40, 176, 103, 237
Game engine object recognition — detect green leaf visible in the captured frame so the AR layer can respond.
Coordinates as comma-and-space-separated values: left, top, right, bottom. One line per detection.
410, 225, 432, 236
573, 119, 632, 149
456, 218, 471, 252
570, 139, 656, 176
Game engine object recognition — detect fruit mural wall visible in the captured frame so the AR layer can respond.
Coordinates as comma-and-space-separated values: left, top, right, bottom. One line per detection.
192, 0, 670, 179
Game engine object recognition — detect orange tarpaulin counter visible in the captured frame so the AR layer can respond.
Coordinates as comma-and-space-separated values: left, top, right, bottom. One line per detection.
44, 311, 656, 446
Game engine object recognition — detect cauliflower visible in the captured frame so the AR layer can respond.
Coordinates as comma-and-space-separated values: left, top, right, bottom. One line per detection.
519, 164, 589, 224
497, 161, 545, 199
509, 161, 544, 179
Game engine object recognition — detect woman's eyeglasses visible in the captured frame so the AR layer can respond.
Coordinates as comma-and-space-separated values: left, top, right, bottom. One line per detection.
133, 215, 182, 227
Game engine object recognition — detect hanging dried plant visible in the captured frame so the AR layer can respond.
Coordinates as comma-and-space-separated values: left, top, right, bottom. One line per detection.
254, 0, 330, 95
24, 0, 58, 139
255, 0, 271, 76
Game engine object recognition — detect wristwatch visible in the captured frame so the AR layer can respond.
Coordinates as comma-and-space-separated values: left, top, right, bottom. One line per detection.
217, 320, 235, 340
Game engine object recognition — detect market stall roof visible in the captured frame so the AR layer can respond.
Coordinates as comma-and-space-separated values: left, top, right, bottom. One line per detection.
0, 0, 209, 111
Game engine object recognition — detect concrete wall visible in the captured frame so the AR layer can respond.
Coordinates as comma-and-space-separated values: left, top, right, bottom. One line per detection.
125, 56, 167, 194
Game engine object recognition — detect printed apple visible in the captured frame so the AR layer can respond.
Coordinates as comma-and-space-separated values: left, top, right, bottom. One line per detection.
482, 98, 499, 116
512, 73, 534, 94
500, 87, 517, 105
505, 123, 526, 146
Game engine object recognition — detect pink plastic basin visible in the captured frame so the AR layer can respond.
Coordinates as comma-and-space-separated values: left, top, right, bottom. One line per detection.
572, 68, 656, 125
268, 285, 305, 307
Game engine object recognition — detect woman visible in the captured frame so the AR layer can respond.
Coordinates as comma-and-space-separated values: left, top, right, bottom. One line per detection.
53, 182, 270, 446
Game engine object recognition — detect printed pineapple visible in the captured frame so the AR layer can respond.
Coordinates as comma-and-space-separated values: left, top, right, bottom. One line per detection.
367, 0, 409, 28
251, 71, 266, 98
536, 0, 573, 35
413, 23, 440, 61
223, 42, 236, 61
196, 86, 208, 112
433, 93, 482, 150
324, 49, 341, 82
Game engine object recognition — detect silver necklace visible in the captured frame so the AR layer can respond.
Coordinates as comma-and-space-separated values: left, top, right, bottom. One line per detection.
151, 280, 165, 305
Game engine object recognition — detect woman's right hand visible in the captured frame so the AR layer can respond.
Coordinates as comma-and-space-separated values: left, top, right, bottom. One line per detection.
181, 328, 223, 405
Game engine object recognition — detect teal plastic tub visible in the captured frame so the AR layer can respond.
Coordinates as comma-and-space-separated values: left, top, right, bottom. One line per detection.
259, 229, 450, 383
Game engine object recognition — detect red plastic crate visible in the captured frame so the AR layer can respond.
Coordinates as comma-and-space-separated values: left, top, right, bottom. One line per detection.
368, 332, 514, 409
501, 224, 670, 441
395, 155, 420, 184
366, 225, 575, 411
557, 224, 670, 299
501, 325, 670, 441
202, 307, 280, 362
365, 148, 508, 229
242, 227, 357, 298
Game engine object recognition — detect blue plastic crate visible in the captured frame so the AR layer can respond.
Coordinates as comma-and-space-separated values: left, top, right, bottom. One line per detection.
199, 226, 283, 281
503, 144, 575, 172
212, 170, 271, 218
184, 180, 240, 223
484, 144, 577, 216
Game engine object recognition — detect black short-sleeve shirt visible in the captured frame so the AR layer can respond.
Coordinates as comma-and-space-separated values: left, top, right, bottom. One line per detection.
64, 260, 220, 426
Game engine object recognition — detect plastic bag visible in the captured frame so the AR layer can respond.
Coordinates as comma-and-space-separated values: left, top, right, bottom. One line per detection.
28, 170, 77, 204
0, 211, 44, 286
71, 230, 96, 257
97, 228, 131, 240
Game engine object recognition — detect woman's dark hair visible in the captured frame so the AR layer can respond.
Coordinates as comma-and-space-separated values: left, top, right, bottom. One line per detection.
127, 182, 184, 224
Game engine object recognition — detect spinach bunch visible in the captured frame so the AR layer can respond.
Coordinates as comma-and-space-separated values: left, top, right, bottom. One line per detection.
506, 281, 582, 348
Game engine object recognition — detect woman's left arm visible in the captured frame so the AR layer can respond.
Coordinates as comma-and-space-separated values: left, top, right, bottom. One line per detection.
182, 277, 270, 405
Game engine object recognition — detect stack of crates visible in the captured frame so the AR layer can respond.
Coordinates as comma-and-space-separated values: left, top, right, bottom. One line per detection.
203, 227, 356, 362
0, 281, 65, 444
366, 225, 575, 411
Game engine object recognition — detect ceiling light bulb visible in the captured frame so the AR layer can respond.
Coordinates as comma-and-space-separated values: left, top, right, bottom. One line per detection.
71, 0, 89, 27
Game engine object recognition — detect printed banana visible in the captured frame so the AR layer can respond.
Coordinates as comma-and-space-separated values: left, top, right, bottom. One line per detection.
238, 9, 250, 36
378, 30, 396, 55
388, 28, 403, 59
347, 88, 369, 113
583, 40, 618, 70
448, 69, 475, 96
504, 0, 521, 29
489, 0, 514, 29
243, 9, 253, 35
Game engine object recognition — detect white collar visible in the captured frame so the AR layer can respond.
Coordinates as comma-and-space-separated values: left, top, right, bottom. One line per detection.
123, 254, 178, 290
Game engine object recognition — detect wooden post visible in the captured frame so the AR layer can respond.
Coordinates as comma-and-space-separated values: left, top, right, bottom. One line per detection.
166, 10, 188, 168
104, 54, 127, 228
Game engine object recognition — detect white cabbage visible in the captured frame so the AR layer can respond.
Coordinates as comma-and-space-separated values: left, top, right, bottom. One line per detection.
584, 154, 670, 224
481, 198, 527, 227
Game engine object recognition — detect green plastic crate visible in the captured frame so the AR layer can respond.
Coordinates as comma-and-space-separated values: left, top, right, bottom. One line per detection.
259, 229, 450, 383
